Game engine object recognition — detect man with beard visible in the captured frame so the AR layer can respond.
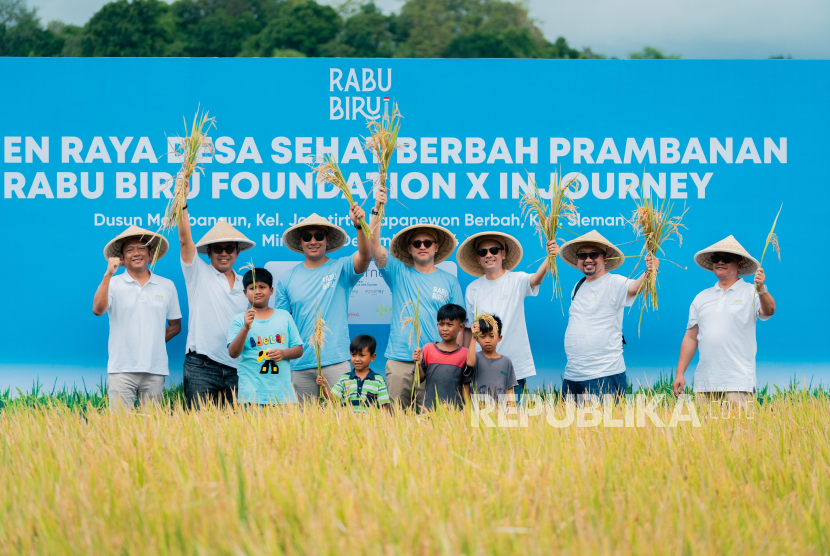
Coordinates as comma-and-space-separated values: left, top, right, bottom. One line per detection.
274, 204, 372, 403
179, 207, 255, 408
93, 226, 181, 410
368, 186, 464, 409
558, 230, 657, 399
672, 236, 776, 403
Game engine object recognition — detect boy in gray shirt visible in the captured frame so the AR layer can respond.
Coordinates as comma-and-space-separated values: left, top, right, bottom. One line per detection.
466, 314, 518, 405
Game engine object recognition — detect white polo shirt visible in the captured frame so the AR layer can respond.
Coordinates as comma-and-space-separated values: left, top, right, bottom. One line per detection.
688, 279, 771, 393
564, 273, 634, 381
182, 256, 248, 368
465, 271, 540, 380
107, 271, 181, 376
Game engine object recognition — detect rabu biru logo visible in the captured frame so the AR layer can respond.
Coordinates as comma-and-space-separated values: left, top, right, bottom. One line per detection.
329, 68, 392, 121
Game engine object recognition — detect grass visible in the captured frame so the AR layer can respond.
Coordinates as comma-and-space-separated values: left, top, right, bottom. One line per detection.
1, 378, 828, 555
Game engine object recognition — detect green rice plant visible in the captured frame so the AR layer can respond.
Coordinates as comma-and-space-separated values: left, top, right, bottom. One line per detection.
519, 170, 579, 303
363, 102, 403, 235
753, 204, 782, 311
314, 153, 373, 238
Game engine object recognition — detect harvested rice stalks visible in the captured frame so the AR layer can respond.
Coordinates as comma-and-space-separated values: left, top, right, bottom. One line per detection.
400, 291, 422, 400
314, 153, 373, 238
239, 260, 256, 307
519, 170, 579, 303
308, 301, 331, 399
760, 204, 782, 268
627, 170, 688, 336
474, 313, 499, 338
363, 102, 403, 234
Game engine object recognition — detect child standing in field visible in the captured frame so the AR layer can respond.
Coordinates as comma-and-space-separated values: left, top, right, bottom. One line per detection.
317, 335, 392, 413
466, 315, 518, 405
227, 268, 304, 405
412, 304, 470, 411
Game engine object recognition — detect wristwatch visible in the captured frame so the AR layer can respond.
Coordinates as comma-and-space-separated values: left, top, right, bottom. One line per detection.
757, 284, 768, 295
353, 222, 361, 230
371, 209, 380, 216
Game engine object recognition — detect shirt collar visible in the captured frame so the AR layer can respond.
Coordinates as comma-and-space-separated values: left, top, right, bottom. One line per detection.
713, 279, 744, 293
349, 368, 376, 381
208, 262, 241, 288
123, 271, 157, 285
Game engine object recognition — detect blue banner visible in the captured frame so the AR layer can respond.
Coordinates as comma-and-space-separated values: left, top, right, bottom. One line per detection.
1, 58, 827, 391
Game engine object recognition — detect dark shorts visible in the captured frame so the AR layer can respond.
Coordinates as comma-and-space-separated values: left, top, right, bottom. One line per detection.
562, 372, 627, 399
183, 352, 238, 409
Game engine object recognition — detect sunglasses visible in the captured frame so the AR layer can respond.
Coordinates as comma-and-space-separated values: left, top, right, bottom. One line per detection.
477, 246, 504, 257
210, 244, 237, 255
301, 231, 327, 242
577, 251, 604, 261
411, 240, 434, 249
710, 253, 741, 264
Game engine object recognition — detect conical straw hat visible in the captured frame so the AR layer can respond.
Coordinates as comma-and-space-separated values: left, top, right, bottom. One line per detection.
694, 235, 759, 277
195, 219, 255, 255
103, 225, 169, 266
282, 213, 349, 254
457, 231, 523, 277
559, 230, 625, 271
390, 223, 457, 266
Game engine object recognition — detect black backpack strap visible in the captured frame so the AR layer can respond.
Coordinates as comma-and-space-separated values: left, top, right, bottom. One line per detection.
571, 277, 587, 301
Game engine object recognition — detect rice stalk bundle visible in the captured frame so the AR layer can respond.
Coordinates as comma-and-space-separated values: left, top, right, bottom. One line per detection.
760, 203, 783, 268
363, 102, 403, 234
314, 153, 373, 238
239, 260, 256, 307
308, 301, 331, 399
474, 313, 499, 338
519, 170, 579, 301
400, 291, 422, 400
627, 171, 688, 336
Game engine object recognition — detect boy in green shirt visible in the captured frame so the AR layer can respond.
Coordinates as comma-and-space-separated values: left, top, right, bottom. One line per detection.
317, 335, 392, 413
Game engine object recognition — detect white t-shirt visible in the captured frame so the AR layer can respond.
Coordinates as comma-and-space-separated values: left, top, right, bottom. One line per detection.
564, 273, 634, 381
107, 271, 181, 376
465, 271, 539, 380
688, 279, 771, 392
182, 256, 249, 368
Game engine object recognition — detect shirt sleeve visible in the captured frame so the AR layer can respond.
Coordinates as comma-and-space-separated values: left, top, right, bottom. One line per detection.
464, 284, 476, 327
181, 254, 206, 286
227, 314, 243, 347
449, 276, 464, 307
343, 253, 363, 288
107, 274, 118, 311
167, 281, 182, 320
378, 256, 402, 290
687, 298, 699, 329
286, 312, 304, 348
517, 271, 539, 298
273, 274, 291, 313
376, 376, 391, 405
621, 276, 636, 309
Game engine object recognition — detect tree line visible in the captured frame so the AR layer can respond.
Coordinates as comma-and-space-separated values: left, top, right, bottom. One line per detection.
0, 0, 681, 59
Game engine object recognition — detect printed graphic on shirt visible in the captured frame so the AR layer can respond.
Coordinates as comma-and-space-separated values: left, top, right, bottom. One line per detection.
256, 351, 279, 374
321, 273, 337, 291
248, 334, 284, 347
432, 286, 449, 303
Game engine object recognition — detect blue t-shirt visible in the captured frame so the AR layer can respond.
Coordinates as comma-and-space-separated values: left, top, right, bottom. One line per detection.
227, 309, 303, 404
274, 255, 362, 370
379, 257, 464, 361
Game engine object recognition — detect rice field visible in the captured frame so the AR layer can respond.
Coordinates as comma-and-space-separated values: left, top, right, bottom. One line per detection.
1, 382, 828, 555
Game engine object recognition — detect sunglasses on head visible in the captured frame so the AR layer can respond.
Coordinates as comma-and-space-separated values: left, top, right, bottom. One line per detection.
411, 240, 434, 249
301, 231, 327, 242
477, 246, 504, 257
577, 251, 604, 261
210, 244, 237, 255
710, 253, 741, 264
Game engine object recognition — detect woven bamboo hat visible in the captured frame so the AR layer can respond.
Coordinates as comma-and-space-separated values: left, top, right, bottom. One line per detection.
457, 231, 523, 277
103, 225, 168, 266
390, 223, 457, 266
560, 230, 625, 271
282, 213, 349, 254
195, 220, 255, 255
694, 235, 759, 277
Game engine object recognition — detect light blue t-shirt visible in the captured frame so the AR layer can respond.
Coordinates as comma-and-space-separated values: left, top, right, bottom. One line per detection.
227, 309, 303, 405
274, 255, 362, 370
379, 257, 464, 361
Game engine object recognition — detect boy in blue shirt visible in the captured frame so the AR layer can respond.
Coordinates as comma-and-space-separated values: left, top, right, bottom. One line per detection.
228, 268, 304, 405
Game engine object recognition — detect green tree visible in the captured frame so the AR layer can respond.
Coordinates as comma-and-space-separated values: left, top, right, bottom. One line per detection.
239, 1, 341, 57
81, 0, 173, 57
0, 0, 62, 56
319, 2, 396, 58
170, 0, 265, 57
629, 46, 680, 59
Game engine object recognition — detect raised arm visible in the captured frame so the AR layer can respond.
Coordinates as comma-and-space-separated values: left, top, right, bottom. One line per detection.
351, 202, 372, 274
627, 254, 658, 298
466, 322, 480, 369
672, 325, 699, 397
92, 257, 121, 316
228, 309, 255, 358
368, 184, 388, 269
755, 269, 776, 317
530, 240, 560, 288
179, 205, 196, 265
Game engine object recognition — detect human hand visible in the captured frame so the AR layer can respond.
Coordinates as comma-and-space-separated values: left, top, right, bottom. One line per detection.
547, 240, 559, 257
316, 374, 327, 386
106, 257, 121, 276
350, 202, 365, 226
646, 254, 659, 273
266, 349, 283, 362
755, 268, 765, 290
375, 184, 387, 208
672, 375, 685, 397
243, 308, 255, 329
470, 322, 480, 338
412, 348, 422, 364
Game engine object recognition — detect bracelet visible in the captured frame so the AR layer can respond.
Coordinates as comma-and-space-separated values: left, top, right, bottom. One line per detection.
371, 209, 379, 216
353, 222, 361, 230
183, 204, 188, 210
757, 284, 768, 295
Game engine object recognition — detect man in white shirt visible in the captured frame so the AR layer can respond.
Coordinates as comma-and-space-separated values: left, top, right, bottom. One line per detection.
672, 235, 776, 403
179, 205, 255, 408
92, 226, 181, 410
458, 231, 558, 400
559, 230, 656, 398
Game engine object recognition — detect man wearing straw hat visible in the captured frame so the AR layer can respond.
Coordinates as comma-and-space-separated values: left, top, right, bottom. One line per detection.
458, 231, 559, 399
179, 207, 255, 407
275, 204, 372, 403
558, 230, 657, 398
92, 226, 182, 410
672, 236, 776, 403
368, 187, 464, 409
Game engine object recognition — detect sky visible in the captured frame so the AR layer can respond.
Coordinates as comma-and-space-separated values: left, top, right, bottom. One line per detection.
29, 0, 830, 59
